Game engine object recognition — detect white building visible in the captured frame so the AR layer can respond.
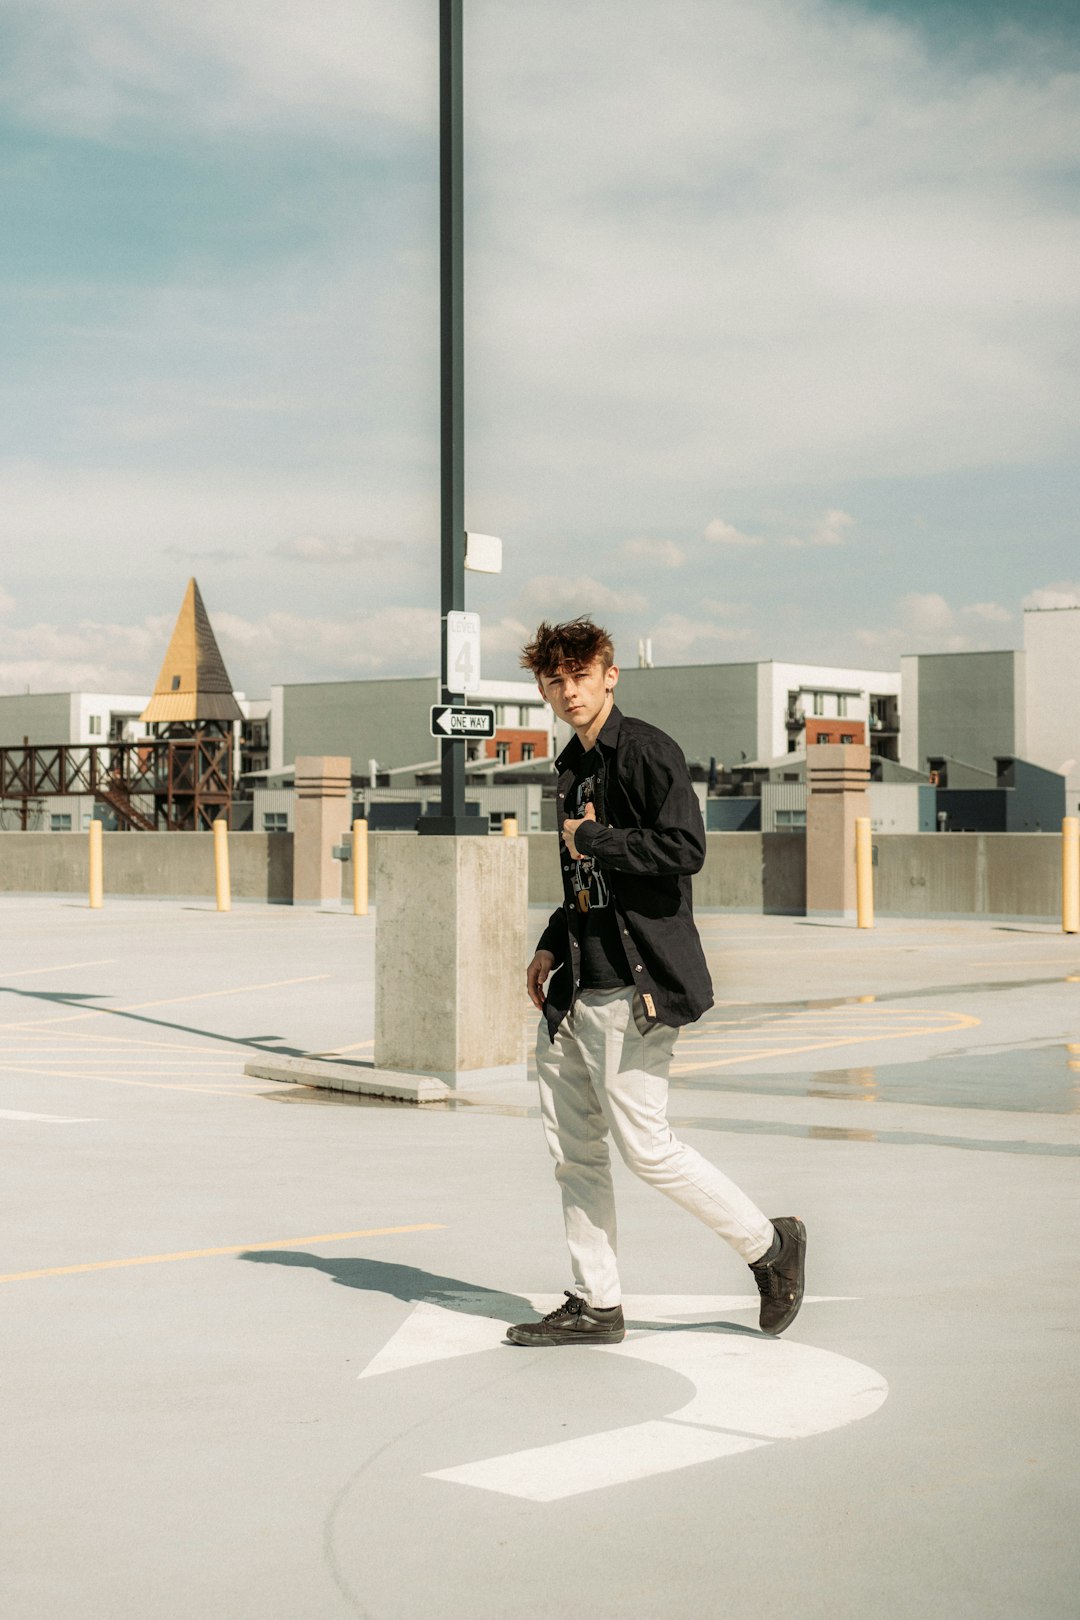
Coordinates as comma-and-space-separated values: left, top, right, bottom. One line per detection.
1023, 605, 1080, 816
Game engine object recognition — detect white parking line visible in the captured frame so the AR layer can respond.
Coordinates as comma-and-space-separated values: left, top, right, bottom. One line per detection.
0, 1108, 101, 1123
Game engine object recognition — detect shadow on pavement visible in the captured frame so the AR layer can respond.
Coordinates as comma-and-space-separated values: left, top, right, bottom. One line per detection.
237, 1251, 532, 1323
0, 983, 309, 1058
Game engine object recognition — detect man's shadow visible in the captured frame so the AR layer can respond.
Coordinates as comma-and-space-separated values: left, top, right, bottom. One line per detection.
239, 1251, 532, 1325
238, 1252, 763, 1335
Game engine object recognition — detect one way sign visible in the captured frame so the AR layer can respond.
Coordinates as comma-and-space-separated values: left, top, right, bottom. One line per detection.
430, 704, 496, 739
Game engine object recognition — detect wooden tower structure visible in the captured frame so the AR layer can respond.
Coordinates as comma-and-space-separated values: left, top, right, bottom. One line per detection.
140, 579, 243, 830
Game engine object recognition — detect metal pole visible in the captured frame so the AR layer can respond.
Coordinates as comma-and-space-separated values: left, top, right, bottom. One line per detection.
420, 0, 487, 837
213, 817, 231, 912
440, 0, 466, 829
1063, 817, 1079, 934
352, 817, 369, 916
855, 815, 874, 929
88, 819, 103, 909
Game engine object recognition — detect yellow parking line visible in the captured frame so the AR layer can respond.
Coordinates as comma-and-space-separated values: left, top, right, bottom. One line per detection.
0, 1064, 255, 1097
0, 960, 115, 979
310, 1043, 378, 1056
0, 1223, 447, 1285
672, 1014, 979, 1072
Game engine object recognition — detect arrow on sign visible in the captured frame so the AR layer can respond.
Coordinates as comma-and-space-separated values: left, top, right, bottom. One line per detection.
430, 705, 496, 739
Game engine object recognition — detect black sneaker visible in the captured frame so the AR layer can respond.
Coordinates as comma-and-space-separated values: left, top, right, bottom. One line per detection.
506, 1292, 625, 1347
749, 1217, 806, 1335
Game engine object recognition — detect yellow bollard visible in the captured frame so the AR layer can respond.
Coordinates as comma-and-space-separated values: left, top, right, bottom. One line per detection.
1063, 817, 1079, 934
213, 817, 231, 913
88, 819, 103, 910
352, 818, 369, 917
855, 816, 874, 929
502, 816, 518, 837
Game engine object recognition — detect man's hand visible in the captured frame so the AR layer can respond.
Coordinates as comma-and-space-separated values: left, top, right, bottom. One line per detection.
562, 800, 596, 859
526, 950, 556, 1011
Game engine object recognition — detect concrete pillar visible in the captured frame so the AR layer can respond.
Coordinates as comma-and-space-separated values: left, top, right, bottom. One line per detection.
375, 836, 528, 1087
806, 743, 871, 920
293, 756, 352, 906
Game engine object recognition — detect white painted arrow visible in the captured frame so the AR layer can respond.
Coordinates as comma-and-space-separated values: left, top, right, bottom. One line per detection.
358, 1293, 885, 1501
435, 709, 454, 735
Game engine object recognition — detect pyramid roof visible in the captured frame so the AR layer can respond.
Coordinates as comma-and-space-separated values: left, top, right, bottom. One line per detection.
140, 578, 243, 725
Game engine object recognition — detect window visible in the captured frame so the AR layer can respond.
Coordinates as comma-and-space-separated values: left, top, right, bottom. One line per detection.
50, 813, 72, 831
814, 731, 828, 744
838, 694, 848, 717
775, 808, 807, 828
496, 742, 510, 765
171, 675, 181, 690
88, 715, 102, 735
812, 693, 824, 716
263, 812, 287, 832
521, 743, 535, 761
840, 733, 855, 745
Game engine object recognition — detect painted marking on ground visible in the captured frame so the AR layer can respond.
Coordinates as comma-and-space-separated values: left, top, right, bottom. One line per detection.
0, 1063, 257, 1097
0, 959, 116, 979
0, 1108, 101, 1123
358, 1294, 883, 1501
0, 1223, 446, 1285
672, 1007, 978, 1073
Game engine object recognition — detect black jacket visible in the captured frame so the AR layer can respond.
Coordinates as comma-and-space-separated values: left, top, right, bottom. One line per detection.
536, 705, 714, 1040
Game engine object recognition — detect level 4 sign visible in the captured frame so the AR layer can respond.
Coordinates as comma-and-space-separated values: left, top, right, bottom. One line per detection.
430, 704, 496, 739
446, 610, 481, 694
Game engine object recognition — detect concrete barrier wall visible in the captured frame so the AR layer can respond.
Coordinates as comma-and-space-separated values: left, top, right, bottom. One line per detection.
874, 833, 1062, 918
0, 832, 293, 902
1, 827, 1067, 921
525, 831, 806, 913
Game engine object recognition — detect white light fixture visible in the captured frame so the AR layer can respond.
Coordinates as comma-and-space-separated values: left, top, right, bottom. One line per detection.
464, 532, 502, 573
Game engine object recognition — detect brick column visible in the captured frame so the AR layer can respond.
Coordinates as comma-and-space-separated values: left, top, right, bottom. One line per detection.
806, 743, 871, 920
292, 756, 352, 906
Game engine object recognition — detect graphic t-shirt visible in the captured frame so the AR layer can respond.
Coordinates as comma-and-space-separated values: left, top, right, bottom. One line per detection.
568, 749, 632, 990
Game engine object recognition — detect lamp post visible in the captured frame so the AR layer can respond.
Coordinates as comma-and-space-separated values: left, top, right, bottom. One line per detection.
420, 0, 487, 836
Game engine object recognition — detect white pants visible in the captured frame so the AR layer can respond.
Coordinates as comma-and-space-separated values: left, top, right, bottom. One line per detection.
535, 987, 774, 1308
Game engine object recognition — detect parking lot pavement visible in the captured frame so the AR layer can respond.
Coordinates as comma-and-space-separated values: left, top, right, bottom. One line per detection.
3, 899, 1079, 1620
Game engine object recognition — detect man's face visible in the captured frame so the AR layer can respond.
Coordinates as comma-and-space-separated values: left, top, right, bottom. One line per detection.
538, 657, 618, 730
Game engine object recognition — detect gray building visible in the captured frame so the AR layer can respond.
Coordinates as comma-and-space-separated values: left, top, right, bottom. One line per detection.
617, 657, 900, 770
934, 756, 1065, 833
269, 676, 553, 776
616, 663, 760, 768
900, 651, 1025, 777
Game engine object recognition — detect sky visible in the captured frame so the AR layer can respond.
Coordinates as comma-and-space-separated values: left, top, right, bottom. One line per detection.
0, 0, 1077, 696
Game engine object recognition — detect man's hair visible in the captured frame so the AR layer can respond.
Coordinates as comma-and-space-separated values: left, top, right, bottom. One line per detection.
520, 617, 615, 680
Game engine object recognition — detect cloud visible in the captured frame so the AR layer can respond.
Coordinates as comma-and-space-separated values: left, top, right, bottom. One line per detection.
163, 545, 246, 565
708, 508, 856, 549
807, 509, 854, 548
703, 518, 763, 548
0, 0, 435, 141
519, 574, 648, 617
0, 586, 14, 615
0, 603, 446, 696
853, 590, 1016, 658
643, 612, 755, 664
271, 535, 381, 565
899, 592, 957, 635
1023, 582, 1080, 610
621, 537, 686, 568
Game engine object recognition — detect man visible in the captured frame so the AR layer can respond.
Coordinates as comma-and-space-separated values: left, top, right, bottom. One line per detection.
507, 616, 805, 1347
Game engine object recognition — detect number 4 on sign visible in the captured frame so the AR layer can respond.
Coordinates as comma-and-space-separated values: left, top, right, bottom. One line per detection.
446, 611, 481, 695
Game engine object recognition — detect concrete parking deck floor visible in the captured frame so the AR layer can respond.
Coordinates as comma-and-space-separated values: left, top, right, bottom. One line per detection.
3, 899, 1078, 1619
